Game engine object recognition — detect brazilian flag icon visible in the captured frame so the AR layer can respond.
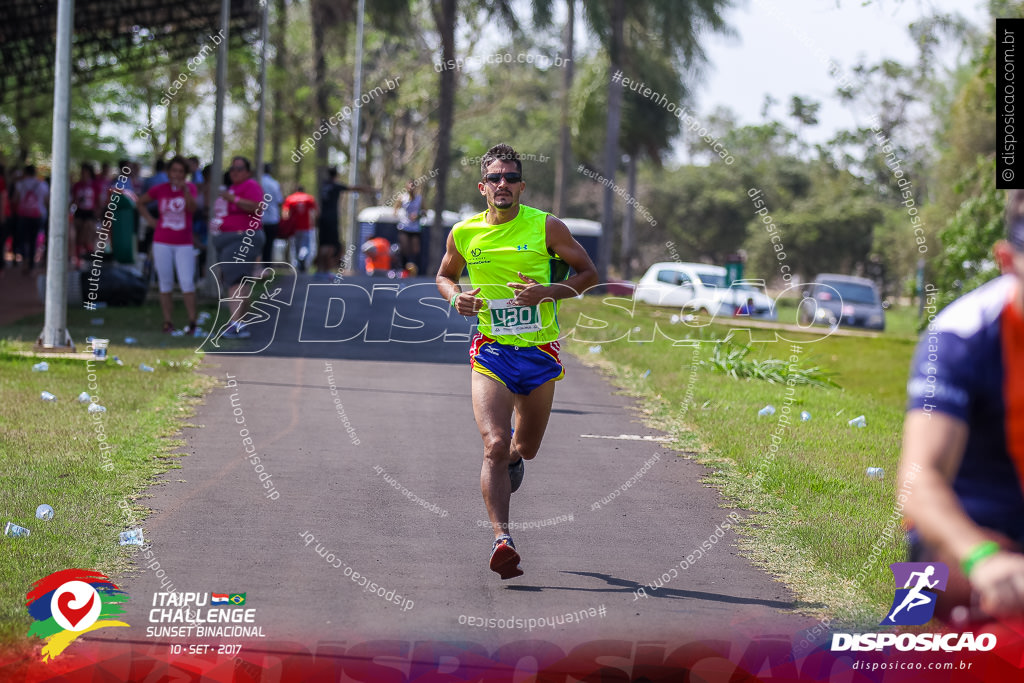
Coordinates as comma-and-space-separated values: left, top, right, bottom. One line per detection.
228, 593, 246, 606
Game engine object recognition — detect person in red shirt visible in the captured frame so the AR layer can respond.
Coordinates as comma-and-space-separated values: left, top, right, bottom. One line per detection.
71, 162, 98, 264
282, 187, 318, 273
137, 156, 198, 333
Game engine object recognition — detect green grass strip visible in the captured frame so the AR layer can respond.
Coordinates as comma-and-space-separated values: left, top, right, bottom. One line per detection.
561, 297, 918, 629
0, 303, 218, 646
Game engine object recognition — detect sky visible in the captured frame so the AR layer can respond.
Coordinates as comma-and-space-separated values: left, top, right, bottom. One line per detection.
693, 0, 992, 144
122, 0, 994, 168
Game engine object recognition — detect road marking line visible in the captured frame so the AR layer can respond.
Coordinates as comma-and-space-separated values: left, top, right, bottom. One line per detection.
580, 434, 673, 442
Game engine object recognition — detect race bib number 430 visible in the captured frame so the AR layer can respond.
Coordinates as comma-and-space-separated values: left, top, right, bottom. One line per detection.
488, 299, 542, 336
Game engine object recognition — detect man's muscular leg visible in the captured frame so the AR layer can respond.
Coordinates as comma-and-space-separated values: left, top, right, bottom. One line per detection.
472, 372, 516, 538
512, 380, 556, 462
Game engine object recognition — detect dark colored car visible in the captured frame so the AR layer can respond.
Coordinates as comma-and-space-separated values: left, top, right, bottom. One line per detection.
798, 274, 885, 331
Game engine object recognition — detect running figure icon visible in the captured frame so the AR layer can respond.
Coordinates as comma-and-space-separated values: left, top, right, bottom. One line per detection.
210, 267, 285, 347
887, 565, 939, 622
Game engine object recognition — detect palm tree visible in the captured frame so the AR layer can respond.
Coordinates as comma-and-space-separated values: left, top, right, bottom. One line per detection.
310, 0, 354, 195
619, 50, 687, 278
581, 0, 734, 283
426, 0, 518, 272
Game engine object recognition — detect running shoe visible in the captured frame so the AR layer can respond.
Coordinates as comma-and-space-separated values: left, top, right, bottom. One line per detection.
221, 322, 251, 339
489, 535, 523, 580
509, 457, 525, 493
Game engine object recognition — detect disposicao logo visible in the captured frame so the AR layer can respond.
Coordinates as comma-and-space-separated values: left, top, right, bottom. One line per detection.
831, 562, 996, 653
26, 569, 130, 661
883, 562, 948, 626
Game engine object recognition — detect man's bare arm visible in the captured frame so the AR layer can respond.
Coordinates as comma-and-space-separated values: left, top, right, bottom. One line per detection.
901, 410, 1024, 615
435, 230, 482, 315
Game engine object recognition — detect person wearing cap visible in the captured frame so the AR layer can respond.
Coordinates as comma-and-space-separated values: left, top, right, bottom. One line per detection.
898, 188, 1024, 621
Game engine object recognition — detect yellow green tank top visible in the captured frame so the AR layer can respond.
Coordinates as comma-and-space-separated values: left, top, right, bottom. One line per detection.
451, 205, 560, 346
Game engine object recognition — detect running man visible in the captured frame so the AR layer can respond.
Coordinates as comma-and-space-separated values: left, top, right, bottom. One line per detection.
887, 565, 939, 622
898, 188, 1024, 621
436, 143, 598, 579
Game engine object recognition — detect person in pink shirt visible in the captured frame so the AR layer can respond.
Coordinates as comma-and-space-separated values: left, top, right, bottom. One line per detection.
93, 162, 112, 211
211, 155, 268, 338
137, 156, 198, 333
71, 162, 97, 264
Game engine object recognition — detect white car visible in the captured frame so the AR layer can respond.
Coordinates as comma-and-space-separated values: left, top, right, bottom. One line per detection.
633, 262, 777, 320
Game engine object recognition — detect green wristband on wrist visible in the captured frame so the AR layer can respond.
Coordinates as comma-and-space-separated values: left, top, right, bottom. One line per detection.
450, 291, 459, 308
962, 540, 1000, 577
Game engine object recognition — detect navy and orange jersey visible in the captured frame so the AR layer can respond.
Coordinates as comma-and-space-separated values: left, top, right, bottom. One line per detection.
906, 275, 1024, 543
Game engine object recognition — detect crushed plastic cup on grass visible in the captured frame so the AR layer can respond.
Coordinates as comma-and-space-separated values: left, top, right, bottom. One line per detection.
91, 318, 104, 325
848, 415, 867, 428
88, 403, 107, 414
197, 312, 212, 324
588, 345, 602, 354
40, 391, 57, 402
4, 521, 30, 538
757, 405, 776, 417
139, 363, 155, 373
670, 314, 680, 324
170, 329, 185, 337
77, 391, 91, 403
642, 369, 651, 379
866, 467, 885, 480
35, 504, 54, 521
32, 361, 49, 372
119, 528, 144, 546
113, 356, 124, 366
124, 337, 138, 345
91, 338, 109, 359
800, 411, 812, 422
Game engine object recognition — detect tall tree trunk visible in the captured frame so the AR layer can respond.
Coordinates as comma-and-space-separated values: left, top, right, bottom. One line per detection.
270, 0, 286, 173
621, 153, 636, 279
553, 0, 575, 217
14, 96, 31, 165
311, 0, 330, 197
429, 0, 457, 275
598, 0, 625, 285
293, 126, 304, 188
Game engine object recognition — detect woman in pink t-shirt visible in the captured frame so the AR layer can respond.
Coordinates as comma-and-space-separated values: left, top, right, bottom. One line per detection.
138, 156, 198, 333
211, 156, 268, 338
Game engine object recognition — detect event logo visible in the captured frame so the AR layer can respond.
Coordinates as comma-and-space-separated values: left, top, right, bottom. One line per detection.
26, 569, 129, 661
830, 562, 995, 653
883, 562, 948, 626
198, 263, 296, 354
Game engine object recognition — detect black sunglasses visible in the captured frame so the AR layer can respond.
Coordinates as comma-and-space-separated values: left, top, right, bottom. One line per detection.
483, 172, 522, 185
229, 165, 247, 172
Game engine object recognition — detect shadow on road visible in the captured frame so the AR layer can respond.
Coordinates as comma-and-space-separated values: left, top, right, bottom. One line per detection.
500, 571, 813, 611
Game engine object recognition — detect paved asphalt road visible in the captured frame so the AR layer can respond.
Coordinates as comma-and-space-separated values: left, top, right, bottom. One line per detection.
100, 273, 817, 659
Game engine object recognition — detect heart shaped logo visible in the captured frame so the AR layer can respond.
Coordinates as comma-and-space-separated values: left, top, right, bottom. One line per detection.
56, 591, 95, 629
49, 581, 101, 632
